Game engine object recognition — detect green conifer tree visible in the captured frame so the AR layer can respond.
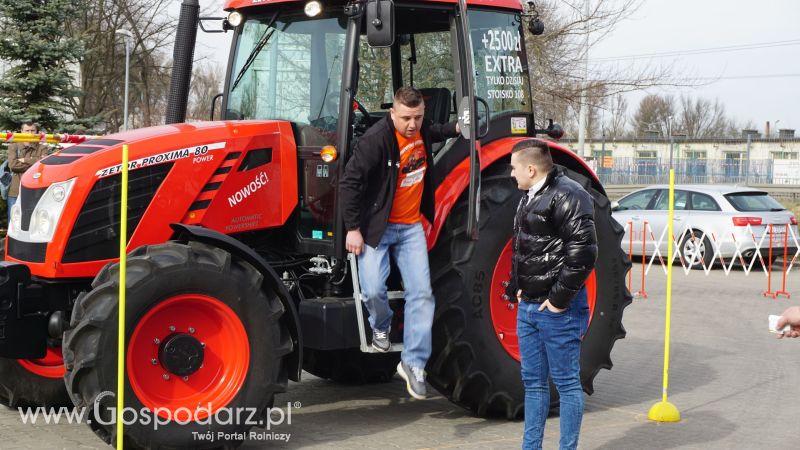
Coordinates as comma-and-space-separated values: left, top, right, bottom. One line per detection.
0, 0, 84, 131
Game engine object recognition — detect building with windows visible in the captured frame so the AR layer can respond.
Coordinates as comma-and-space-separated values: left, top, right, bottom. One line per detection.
564, 131, 800, 185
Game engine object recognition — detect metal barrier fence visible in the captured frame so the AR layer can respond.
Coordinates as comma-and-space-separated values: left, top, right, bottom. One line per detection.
624, 220, 799, 299
596, 157, 778, 185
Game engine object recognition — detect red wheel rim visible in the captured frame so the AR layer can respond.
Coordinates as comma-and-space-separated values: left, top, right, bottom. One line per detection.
489, 239, 597, 361
18, 347, 65, 379
127, 294, 249, 420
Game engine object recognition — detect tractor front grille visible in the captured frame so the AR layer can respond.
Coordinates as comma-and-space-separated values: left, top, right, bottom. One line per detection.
7, 237, 46, 262
62, 163, 172, 263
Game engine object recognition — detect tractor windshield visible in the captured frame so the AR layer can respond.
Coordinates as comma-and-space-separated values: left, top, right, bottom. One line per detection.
468, 9, 532, 116
226, 11, 348, 143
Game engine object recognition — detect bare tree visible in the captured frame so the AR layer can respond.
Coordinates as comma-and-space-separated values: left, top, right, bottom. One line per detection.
631, 94, 675, 137
604, 93, 627, 138
187, 62, 225, 122
676, 95, 732, 138
66, 0, 176, 132
525, 1, 696, 137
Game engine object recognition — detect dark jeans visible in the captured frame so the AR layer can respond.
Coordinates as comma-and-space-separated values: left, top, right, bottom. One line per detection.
517, 288, 589, 450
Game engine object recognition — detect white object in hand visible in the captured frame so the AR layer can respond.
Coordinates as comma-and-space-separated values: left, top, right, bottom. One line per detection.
768, 315, 792, 334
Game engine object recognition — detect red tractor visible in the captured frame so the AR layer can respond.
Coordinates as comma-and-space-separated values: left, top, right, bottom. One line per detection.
0, 0, 631, 447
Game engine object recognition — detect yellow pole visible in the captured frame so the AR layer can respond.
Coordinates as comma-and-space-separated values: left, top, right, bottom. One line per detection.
648, 169, 681, 422
116, 144, 129, 448
1, 133, 99, 144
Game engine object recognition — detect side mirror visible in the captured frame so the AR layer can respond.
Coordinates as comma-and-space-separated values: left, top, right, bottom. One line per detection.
546, 121, 564, 140
528, 17, 544, 35
366, 0, 394, 47
610, 200, 620, 212
210, 93, 223, 120
534, 119, 564, 140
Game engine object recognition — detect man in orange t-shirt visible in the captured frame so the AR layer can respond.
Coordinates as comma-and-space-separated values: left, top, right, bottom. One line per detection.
340, 87, 460, 399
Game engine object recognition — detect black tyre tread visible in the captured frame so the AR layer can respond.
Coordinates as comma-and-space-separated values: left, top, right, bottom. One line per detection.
0, 237, 71, 409
427, 163, 632, 419
63, 241, 292, 449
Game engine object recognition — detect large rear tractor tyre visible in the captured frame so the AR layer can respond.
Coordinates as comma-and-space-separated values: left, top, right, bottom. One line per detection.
427, 164, 632, 418
63, 242, 293, 449
303, 348, 400, 383
0, 237, 70, 409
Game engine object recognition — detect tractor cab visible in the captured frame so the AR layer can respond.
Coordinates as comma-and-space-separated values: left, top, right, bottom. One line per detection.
222, 0, 539, 255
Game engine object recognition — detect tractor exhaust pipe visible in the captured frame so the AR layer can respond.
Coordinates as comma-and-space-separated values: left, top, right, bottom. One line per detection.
165, 0, 200, 124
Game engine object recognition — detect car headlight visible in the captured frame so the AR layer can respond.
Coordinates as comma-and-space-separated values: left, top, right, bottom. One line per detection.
27, 178, 76, 242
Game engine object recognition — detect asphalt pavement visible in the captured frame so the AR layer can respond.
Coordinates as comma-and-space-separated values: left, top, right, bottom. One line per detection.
1, 263, 799, 449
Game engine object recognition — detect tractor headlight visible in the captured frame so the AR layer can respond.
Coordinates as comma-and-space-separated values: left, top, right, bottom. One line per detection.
227, 11, 243, 27
304, 1, 323, 17
33, 210, 52, 237
27, 178, 76, 242
9, 203, 21, 236
52, 184, 67, 202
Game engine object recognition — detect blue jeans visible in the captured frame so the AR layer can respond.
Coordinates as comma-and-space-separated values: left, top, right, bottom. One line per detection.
517, 288, 589, 450
7, 196, 16, 223
357, 222, 434, 369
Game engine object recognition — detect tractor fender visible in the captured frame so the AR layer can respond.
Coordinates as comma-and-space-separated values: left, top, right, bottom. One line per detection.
429, 137, 604, 249
169, 223, 303, 381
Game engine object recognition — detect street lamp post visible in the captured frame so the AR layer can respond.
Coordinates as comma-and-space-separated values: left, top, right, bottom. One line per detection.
115, 29, 134, 131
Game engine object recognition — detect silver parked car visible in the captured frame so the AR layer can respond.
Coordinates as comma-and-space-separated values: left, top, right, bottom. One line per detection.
611, 185, 798, 268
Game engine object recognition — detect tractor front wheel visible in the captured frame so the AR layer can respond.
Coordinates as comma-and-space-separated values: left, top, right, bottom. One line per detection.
0, 350, 70, 408
0, 237, 70, 409
63, 241, 292, 449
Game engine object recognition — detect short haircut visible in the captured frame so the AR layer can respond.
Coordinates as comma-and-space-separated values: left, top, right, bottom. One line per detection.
394, 86, 424, 108
512, 139, 553, 171
21, 120, 37, 130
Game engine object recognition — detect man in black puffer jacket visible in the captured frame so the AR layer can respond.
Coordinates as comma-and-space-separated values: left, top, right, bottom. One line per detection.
508, 139, 597, 450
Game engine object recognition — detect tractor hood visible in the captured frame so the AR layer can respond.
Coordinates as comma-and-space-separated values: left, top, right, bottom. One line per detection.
23, 121, 283, 187
9, 120, 299, 279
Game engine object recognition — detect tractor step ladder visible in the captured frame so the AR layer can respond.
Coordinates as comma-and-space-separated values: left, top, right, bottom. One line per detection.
348, 253, 404, 353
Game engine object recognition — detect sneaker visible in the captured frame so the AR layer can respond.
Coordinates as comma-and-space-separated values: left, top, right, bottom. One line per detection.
371, 327, 390, 352
397, 361, 427, 400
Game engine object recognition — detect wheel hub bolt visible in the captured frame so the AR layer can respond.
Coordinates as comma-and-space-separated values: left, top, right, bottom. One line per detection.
153, 338, 161, 345
188, 327, 195, 334
182, 376, 189, 381
507, 303, 515, 310
169, 325, 176, 332
151, 358, 157, 365
498, 332, 505, 340
162, 373, 170, 380
200, 342, 205, 348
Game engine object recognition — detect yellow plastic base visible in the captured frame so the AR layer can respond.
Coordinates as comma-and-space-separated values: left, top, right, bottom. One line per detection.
648, 401, 681, 422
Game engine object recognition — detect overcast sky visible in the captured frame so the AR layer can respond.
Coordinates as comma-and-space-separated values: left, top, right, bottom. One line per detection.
591, 0, 800, 134
188, 0, 800, 134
